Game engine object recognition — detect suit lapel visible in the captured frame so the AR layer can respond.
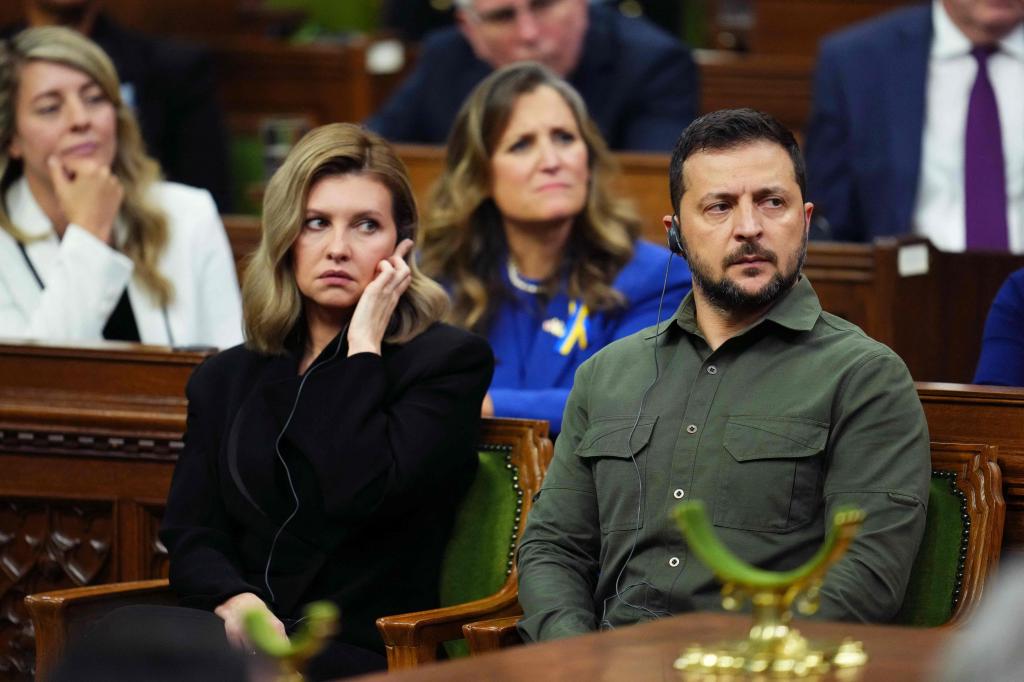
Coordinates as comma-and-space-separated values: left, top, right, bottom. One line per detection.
0, 229, 41, 320
225, 352, 300, 523
885, 8, 933, 231
126, 280, 166, 344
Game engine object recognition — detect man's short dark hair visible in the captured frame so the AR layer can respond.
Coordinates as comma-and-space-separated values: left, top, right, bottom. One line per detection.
668, 108, 806, 214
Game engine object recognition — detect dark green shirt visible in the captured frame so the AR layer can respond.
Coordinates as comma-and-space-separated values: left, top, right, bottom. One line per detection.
517, 277, 930, 641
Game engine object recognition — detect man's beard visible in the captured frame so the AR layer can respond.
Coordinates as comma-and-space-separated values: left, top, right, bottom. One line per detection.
682, 234, 807, 315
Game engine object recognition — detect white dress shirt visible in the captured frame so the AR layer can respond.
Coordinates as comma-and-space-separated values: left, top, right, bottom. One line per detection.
0, 177, 243, 348
914, 0, 1024, 252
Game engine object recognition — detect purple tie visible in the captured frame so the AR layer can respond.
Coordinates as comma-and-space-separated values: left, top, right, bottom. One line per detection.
965, 45, 1009, 250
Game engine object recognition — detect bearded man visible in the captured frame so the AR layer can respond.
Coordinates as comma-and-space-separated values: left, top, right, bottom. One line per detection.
516, 108, 931, 641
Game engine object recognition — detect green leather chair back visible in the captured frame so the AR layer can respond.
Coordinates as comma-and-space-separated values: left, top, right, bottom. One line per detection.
894, 471, 968, 626
438, 445, 522, 658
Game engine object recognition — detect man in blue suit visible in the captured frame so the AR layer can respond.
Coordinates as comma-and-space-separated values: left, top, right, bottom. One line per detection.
367, 0, 697, 152
804, 0, 1024, 249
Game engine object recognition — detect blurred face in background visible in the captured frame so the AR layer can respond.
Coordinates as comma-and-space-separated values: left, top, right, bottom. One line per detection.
489, 85, 589, 230
942, 0, 1024, 42
8, 59, 117, 194
457, 0, 589, 76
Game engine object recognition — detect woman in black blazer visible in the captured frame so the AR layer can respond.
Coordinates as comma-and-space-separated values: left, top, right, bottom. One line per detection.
158, 123, 494, 679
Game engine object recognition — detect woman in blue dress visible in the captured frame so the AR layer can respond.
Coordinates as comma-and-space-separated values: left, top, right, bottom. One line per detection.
419, 62, 690, 434
975, 268, 1024, 386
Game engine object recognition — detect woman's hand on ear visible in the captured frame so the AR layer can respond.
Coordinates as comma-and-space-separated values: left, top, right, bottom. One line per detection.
48, 155, 124, 244
347, 238, 414, 356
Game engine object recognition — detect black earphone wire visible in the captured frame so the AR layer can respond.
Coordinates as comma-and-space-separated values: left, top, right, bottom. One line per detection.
600, 247, 678, 628
262, 330, 346, 604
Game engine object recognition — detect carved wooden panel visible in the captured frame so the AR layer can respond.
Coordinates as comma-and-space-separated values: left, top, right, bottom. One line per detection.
0, 500, 114, 679
141, 504, 171, 580
0, 342, 195, 676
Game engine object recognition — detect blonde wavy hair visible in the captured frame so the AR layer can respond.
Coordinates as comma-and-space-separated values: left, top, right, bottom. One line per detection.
419, 62, 640, 333
0, 26, 172, 305
243, 123, 448, 354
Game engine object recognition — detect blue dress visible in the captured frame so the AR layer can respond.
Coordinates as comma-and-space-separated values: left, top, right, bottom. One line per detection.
974, 268, 1024, 386
488, 240, 691, 433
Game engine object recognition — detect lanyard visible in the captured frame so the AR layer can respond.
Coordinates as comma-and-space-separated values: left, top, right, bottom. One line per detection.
17, 241, 44, 289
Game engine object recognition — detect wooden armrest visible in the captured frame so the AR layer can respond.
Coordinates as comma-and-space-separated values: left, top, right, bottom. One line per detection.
376, 582, 520, 669
26, 579, 174, 681
463, 614, 524, 653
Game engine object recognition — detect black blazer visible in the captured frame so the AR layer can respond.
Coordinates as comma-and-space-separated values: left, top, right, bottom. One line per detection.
160, 323, 494, 654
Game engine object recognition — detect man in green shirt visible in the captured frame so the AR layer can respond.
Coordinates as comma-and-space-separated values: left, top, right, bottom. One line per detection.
517, 108, 930, 641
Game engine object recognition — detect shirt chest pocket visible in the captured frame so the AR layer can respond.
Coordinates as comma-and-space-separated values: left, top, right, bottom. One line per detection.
576, 415, 657, 533
714, 416, 827, 533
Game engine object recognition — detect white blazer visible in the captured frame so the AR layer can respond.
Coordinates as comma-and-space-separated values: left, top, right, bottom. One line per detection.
0, 177, 243, 348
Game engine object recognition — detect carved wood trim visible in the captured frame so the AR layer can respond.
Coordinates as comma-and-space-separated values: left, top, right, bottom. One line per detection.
463, 614, 524, 654
140, 504, 170, 580
25, 580, 175, 682
377, 418, 553, 671
0, 498, 116, 679
929, 443, 1005, 624
918, 383, 1024, 548
0, 427, 183, 461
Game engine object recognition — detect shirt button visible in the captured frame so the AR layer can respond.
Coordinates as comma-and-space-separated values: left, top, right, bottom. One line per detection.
673, 488, 685, 499
707, 365, 718, 375
669, 557, 680, 567
686, 424, 697, 434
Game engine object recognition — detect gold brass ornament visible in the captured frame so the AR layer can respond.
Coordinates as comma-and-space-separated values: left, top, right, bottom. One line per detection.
671, 501, 868, 677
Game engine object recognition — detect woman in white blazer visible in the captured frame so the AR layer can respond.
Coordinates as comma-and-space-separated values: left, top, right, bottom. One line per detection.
0, 27, 241, 348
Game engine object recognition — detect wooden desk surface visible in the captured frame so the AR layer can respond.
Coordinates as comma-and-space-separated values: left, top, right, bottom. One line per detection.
353, 613, 950, 682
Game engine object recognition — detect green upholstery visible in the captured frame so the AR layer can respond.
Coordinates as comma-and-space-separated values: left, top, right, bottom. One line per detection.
229, 133, 264, 216
438, 446, 520, 658
893, 472, 966, 627
266, 0, 377, 34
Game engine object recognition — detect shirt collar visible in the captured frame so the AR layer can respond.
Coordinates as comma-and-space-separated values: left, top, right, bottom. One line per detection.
931, 0, 1024, 60
999, 19, 1024, 61
666, 275, 822, 340
6, 176, 53, 239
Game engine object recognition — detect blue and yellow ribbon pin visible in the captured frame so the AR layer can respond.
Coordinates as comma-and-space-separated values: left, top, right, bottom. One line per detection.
556, 300, 590, 355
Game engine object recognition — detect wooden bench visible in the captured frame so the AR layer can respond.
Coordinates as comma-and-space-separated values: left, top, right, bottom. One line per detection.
0, 341, 210, 679
918, 383, 1024, 548
805, 239, 1024, 383
726, 0, 917, 55
4, 341, 1024, 674
0, 341, 552, 678
696, 51, 815, 134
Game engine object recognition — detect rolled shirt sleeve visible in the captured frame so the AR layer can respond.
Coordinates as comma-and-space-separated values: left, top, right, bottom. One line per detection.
818, 353, 930, 621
